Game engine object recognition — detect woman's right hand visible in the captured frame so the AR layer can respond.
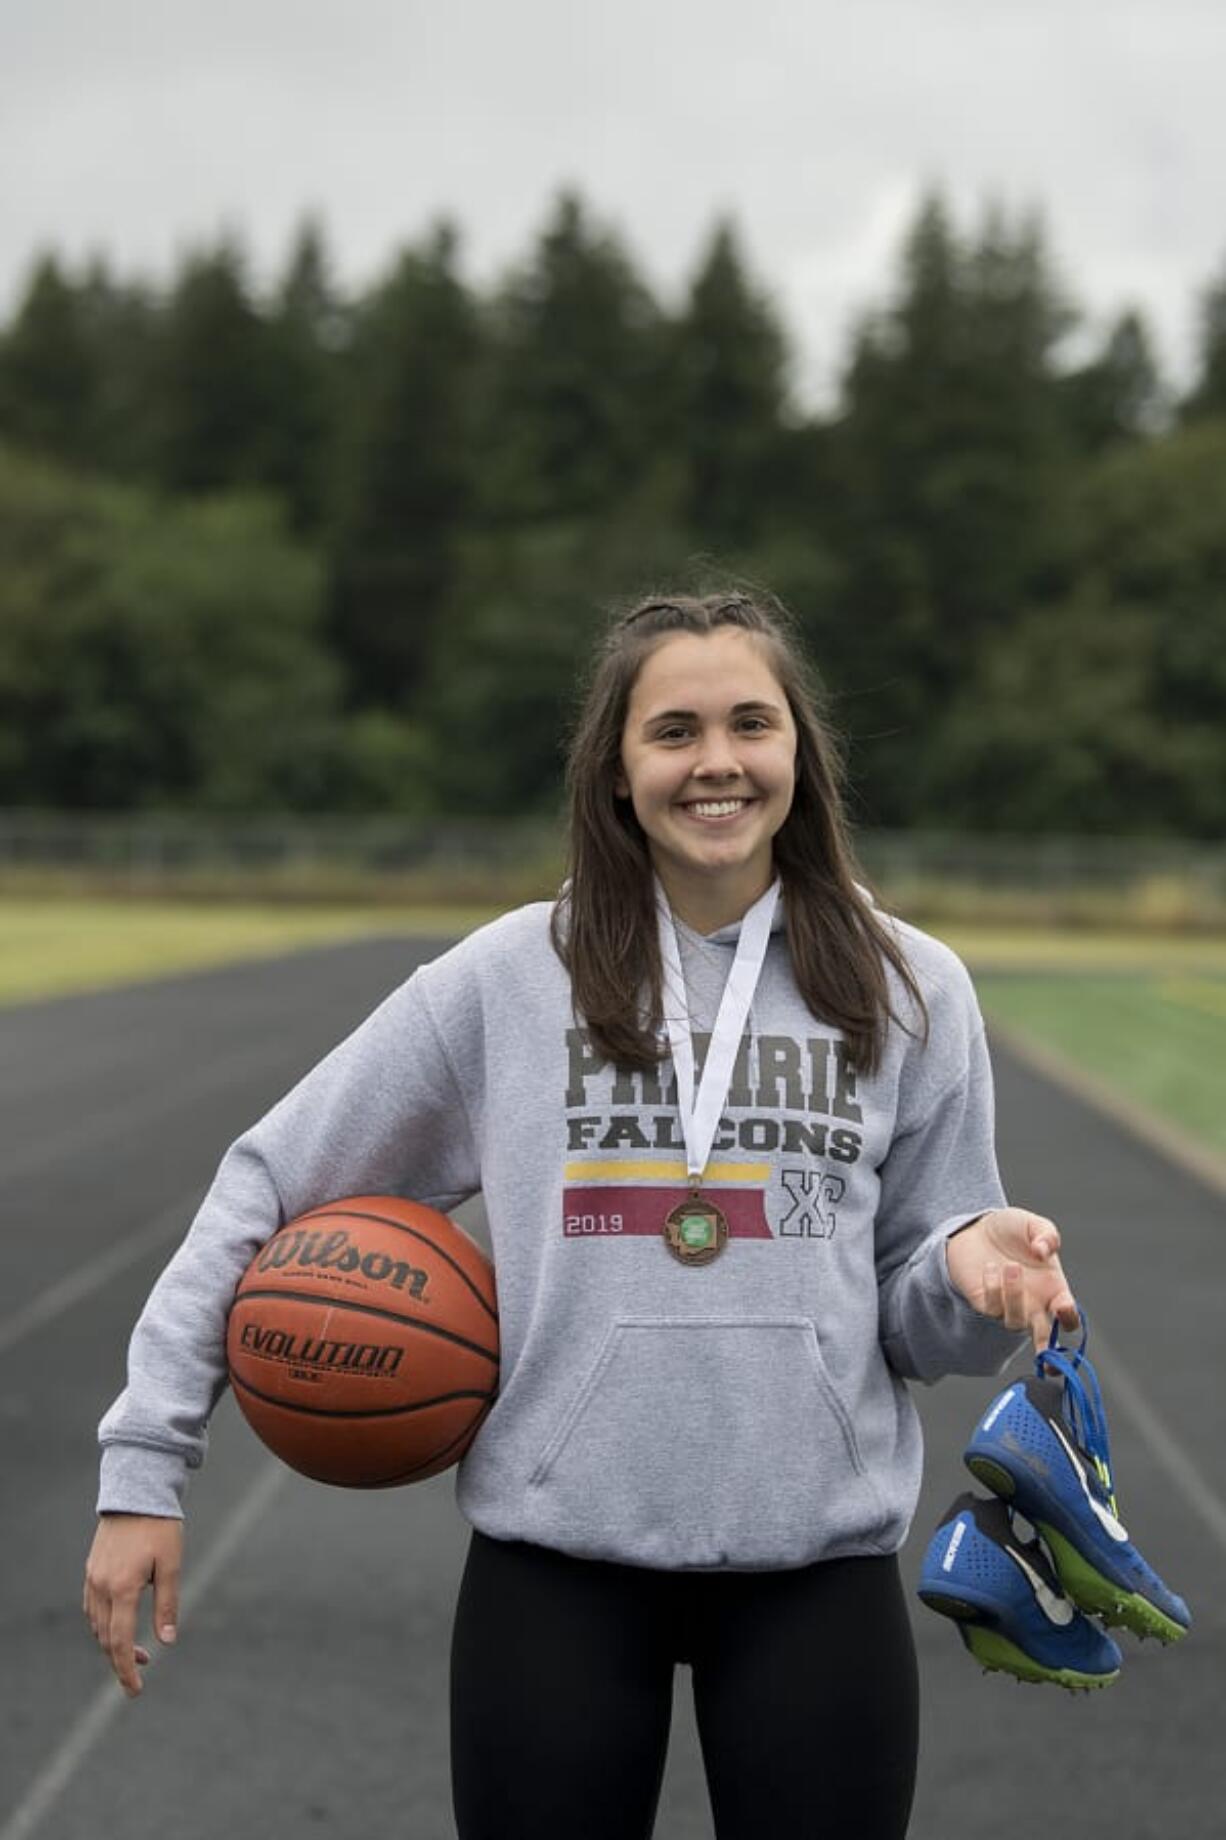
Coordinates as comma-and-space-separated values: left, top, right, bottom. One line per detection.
83, 1513, 183, 1698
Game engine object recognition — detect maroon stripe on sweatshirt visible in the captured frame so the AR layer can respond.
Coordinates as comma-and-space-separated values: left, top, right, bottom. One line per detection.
562, 1185, 771, 1240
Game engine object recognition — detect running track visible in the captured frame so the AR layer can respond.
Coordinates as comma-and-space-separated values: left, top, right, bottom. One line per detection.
1, 937, 1222, 1839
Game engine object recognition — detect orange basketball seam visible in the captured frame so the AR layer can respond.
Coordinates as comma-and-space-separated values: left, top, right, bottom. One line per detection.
371, 1414, 493, 1486
229, 1372, 497, 1419
231, 1287, 499, 1364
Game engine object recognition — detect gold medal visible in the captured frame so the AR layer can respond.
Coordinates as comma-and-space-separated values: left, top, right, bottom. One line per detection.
663, 1192, 729, 1267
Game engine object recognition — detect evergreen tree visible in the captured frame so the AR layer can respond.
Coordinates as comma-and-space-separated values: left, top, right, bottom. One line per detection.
828, 195, 969, 822
952, 203, 1077, 595
673, 219, 791, 546
263, 216, 346, 532
829, 195, 1076, 822
76, 257, 163, 481
479, 190, 667, 523
1182, 259, 1226, 420
326, 221, 480, 707
0, 254, 99, 468
279, 215, 345, 348
155, 236, 274, 494
1061, 309, 1165, 451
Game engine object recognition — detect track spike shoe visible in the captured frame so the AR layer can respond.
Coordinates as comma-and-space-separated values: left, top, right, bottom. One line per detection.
918, 1492, 1122, 1690
964, 1311, 1190, 1644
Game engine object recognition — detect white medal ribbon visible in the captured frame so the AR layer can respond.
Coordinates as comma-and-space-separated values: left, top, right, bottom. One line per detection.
655, 877, 780, 1187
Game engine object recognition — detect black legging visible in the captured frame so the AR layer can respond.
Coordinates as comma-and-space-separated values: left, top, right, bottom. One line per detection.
450, 1530, 919, 1840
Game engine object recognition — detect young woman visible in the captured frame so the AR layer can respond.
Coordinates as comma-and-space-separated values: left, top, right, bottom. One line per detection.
85, 590, 1078, 1840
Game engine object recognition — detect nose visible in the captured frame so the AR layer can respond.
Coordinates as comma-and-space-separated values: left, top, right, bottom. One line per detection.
692, 727, 740, 780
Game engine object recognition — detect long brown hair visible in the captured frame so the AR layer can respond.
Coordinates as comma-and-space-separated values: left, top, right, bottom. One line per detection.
551, 588, 927, 1076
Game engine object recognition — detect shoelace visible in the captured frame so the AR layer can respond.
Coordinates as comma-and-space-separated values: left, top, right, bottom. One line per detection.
1035, 1309, 1119, 1515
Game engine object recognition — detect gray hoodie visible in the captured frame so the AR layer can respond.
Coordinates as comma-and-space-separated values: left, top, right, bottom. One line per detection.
98, 899, 1022, 1570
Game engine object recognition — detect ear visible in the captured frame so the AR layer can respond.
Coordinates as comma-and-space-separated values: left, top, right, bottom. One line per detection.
613, 767, 630, 799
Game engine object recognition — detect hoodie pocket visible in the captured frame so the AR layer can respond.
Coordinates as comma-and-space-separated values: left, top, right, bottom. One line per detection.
526, 1317, 888, 1568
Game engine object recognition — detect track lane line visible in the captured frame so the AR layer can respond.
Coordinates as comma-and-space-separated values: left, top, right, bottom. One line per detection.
1092, 1329, 1226, 1557
0, 1188, 205, 1358
5, 1033, 300, 1188
0, 1461, 288, 1840
985, 1024, 1226, 1550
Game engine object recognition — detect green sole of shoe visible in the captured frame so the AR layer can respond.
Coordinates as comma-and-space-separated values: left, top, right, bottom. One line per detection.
1039, 1525, 1188, 1644
966, 1454, 1016, 1499
960, 1623, 1120, 1692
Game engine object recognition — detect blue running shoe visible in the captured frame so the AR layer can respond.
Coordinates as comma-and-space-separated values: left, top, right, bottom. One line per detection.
918, 1492, 1122, 1690
964, 1312, 1191, 1644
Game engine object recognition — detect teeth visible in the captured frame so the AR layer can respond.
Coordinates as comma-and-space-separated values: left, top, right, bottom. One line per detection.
688, 800, 746, 818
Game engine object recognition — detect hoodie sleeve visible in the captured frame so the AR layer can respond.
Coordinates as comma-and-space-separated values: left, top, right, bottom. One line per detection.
874, 962, 1027, 1384
97, 967, 481, 1518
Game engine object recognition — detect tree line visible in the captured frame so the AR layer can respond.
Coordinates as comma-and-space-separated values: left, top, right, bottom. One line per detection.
2, 190, 1225, 834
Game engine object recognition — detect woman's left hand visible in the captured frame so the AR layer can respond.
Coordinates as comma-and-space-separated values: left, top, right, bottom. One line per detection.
945, 1207, 1079, 1352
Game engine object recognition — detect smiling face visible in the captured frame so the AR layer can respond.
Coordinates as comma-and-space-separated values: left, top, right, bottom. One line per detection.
616, 627, 798, 932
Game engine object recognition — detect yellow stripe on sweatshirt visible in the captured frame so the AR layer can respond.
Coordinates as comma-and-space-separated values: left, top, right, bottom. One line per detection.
563, 1160, 771, 1184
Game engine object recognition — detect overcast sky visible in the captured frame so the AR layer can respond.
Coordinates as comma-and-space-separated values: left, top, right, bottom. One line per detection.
3, 0, 1224, 405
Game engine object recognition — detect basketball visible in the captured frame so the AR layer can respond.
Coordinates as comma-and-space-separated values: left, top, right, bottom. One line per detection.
226, 1195, 499, 1488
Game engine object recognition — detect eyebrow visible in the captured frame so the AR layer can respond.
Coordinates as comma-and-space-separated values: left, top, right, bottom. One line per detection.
643, 699, 783, 725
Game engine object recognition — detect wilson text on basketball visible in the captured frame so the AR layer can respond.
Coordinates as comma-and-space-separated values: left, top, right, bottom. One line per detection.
256, 1227, 430, 1297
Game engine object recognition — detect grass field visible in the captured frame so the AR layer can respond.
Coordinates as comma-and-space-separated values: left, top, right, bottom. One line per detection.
0, 897, 500, 1004
3, 897, 1224, 1171
975, 972, 1226, 1161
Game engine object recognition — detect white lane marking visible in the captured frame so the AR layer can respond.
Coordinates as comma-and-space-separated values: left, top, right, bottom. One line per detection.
0, 1461, 287, 1840
0, 1188, 203, 1358
1092, 1328, 1226, 1559
985, 1021, 1226, 1560
5, 1035, 289, 1187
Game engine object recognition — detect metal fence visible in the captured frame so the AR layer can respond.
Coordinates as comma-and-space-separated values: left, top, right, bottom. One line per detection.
854, 830, 1226, 927
1, 810, 1224, 923
0, 810, 559, 877
0, 810, 564, 904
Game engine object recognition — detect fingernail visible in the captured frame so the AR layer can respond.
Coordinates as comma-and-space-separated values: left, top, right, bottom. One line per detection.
160, 1625, 177, 1644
